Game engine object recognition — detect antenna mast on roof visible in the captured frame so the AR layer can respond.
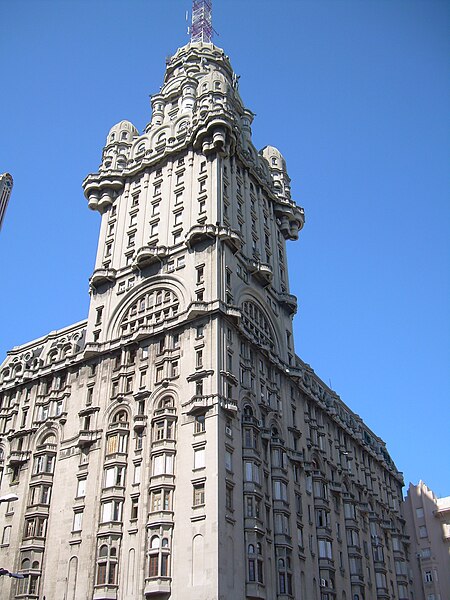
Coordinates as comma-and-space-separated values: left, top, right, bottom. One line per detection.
190, 0, 213, 43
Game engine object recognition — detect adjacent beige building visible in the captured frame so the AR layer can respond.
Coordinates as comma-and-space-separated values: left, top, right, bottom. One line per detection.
404, 482, 450, 600
0, 34, 411, 600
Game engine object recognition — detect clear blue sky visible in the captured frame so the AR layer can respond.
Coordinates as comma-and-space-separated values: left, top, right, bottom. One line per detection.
0, 0, 448, 496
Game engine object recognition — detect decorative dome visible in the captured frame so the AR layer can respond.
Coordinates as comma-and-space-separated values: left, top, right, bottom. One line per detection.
106, 120, 139, 145
261, 145, 286, 171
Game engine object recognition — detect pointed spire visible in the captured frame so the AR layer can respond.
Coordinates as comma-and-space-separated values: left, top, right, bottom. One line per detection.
190, 0, 213, 43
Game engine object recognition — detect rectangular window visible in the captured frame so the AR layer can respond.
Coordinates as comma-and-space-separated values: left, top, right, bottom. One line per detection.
225, 450, 233, 472
72, 510, 83, 532
131, 497, 139, 520
419, 525, 428, 538
101, 500, 123, 523
194, 414, 205, 433
150, 222, 159, 237
318, 539, 333, 559
152, 453, 174, 476
196, 349, 203, 368
76, 478, 87, 498
139, 370, 147, 387
226, 485, 233, 510
174, 211, 183, 226
245, 461, 260, 484
194, 447, 205, 470
2, 525, 11, 545
196, 266, 204, 284
193, 483, 205, 506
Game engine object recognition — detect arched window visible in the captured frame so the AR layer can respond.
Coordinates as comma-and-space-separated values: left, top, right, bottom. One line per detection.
241, 301, 276, 352
148, 532, 171, 578
247, 541, 263, 583
119, 288, 179, 335
40, 433, 56, 446
121, 131, 127, 140
158, 396, 174, 410
113, 410, 128, 423
110, 133, 115, 142
48, 350, 58, 364
243, 405, 253, 417
96, 544, 118, 585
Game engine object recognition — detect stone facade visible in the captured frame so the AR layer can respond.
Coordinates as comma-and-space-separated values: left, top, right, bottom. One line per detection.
403, 482, 450, 600
0, 40, 410, 600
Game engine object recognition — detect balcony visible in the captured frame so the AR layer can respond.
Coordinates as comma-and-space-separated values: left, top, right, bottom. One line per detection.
90, 268, 117, 289
217, 226, 242, 253
146, 510, 174, 526
134, 245, 168, 269
133, 415, 147, 430
248, 260, 273, 286
220, 398, 238, 413
144, 577, 171, 597
184, 395, 214, 414
245, 582, 266, 598
77, 430, 97, 447
242, 414, 260, 427
279, 292, 298, 315
93, 585, 118, 600
108, 421, 130, 432
185, 224, 216, 248
8, 450, 31, 465
21, 536, 46, 550
186, 301, 209, 319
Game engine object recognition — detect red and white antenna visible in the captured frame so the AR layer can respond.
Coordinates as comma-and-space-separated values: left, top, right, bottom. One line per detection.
190, 0, 213, 43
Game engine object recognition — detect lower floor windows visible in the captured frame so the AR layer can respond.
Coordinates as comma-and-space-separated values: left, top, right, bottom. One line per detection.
277, 549, 293, 595
148, 530, 171, 578
96, 544, 118, 585
16, 557, 41, 596
16, 574, 40, 596
247, 543, 264, 584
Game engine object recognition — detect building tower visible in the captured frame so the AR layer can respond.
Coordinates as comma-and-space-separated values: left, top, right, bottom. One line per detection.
0, 7, 410, 600
0, 172, 13, 230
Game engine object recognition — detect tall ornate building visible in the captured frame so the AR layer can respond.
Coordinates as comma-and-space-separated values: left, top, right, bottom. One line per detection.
0, 8, 410, 600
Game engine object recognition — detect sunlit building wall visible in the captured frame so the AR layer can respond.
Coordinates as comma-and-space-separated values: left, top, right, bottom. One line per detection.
0, 36, 410, 600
